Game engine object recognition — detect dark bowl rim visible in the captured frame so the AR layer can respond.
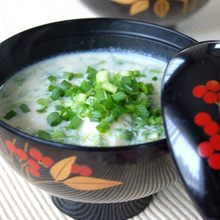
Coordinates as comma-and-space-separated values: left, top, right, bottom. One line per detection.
0, 17, 197, 152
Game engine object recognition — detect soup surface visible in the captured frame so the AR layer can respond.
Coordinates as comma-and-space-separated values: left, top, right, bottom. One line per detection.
0, 52, 166, 146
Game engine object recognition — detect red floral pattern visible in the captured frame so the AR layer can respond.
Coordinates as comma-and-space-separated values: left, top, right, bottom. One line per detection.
193, 80, 220, 170
0, 137, 122, 190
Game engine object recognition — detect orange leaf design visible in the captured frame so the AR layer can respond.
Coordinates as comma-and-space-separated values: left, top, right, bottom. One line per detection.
110, 0, 137, 5
130, 0, 150, 15
153, 0, 170, 18
173, 0, 189, 13
64, 176, 122, 191
50, 156, 76, 182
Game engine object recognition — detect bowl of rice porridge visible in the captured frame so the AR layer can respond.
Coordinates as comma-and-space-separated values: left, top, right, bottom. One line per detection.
0, 18, 198, 220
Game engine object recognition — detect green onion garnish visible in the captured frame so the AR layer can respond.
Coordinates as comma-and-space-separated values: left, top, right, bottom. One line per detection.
74, 93, 87, 103
50, 87, 60, 100
101, 81, 118, 93
47, 112, 62, 126
80, 80, 92, 93
19, 103, 30, 113
48, 76, 56, 82
69, 116, 83, 129
96, 70, 110, 82
37, 130, 51, 140
4, 110, 17, 120
136, 105, 149, 118
62, 72, 74, 80
146, 83, 154, 94
52, 129, 66, 138
37, 98, 48, 106
73, 73, 84, 78
38, 66, 162, 136
59, 80, 72, 90
86, 66, 97, 80
95, 88, 107, 100
137, 82, 148, 95
96, 120, 110, 133
111, 92, 127, 102
36, 106, 48, 113
61, 107, 75, 121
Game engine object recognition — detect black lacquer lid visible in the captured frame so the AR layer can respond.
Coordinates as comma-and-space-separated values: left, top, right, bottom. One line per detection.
162, 41, 220, 220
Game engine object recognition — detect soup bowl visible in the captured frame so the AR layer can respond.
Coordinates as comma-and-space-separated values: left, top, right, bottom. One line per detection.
0, 18, 196, 220
80, 0, 209, 27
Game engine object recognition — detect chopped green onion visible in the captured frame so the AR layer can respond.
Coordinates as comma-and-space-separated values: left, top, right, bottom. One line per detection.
95, 88, 107, 100
19, 103, 30, 113
52, 129, 66, 138
121, 76, 132, 86
64, 88, 74, 97
80, 80, 92, 93
74, 93, 87, 103
96, 120, 110, 133
96, 70, 110, 82
139, 98, 148, 107
36, 106, 48, 113
85, 96, 99, 106
50, 87, 60, 100
125, 105, 136, 113
149, 116, 157, 125
89, 117, 101, 122
111, 106, 125, 120
152, 76, 158, 81
37, 130, 51, 140
123, 84, 133, 92
119, 70, 133, 77
86, 66, 97, 80
111, 92, 127, 102
69, 116, 83, 129
47, 112, 62, 126
48, 76, 56, 82
4, 110, 16, 120
55, 105, 65, 111
106, 113, 115, 123
78, 104, 90, 118
73, 73, 84, 78
37, 98, 48, 106
59, 80, 72, 90
136, 105, 149, 118
27, 65, 161, 138
48, 85, 55, 91
61, 107, 75, 121
101, 94, 113, 110
62, 72, 74, 80
137, 82, 148, 95
101, 81, 118, 93
149, 69, 161, 73
134, 70, 141, 76
146, 83, 154, 94
90, 110, 106, 119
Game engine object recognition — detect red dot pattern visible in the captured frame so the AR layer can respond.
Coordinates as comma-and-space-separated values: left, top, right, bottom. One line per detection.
194, 112, 211, 126
193, 79, 220, 170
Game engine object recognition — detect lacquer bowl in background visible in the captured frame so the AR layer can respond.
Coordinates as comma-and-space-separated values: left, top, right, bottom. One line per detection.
80, 0, 209, 27
0, 18, 196, 220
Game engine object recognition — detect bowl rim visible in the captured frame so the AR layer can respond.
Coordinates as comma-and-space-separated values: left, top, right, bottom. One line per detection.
0, 18, 197, 151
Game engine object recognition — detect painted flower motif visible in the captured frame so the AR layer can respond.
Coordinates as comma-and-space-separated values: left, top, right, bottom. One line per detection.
0, 138, 122, 191
110, 0, 194, 17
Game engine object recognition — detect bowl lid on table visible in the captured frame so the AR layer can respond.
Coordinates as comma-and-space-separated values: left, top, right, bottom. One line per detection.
162, 41, 220, 220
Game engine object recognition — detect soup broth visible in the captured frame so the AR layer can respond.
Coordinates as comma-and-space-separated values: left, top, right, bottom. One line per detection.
0, 52, 166, 146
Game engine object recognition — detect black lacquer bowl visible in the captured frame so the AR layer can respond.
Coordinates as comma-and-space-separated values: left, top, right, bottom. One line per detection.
0, 19, 196, 220
80, 0, 209, 27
